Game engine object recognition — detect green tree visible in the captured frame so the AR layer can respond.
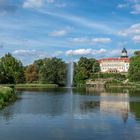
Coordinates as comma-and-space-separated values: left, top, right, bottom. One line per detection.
134, 51, 140, 56
34, 59, 46, 69
128, 54, 140, 82
38, 58, 67, 85
74, 57, 100, 86
0, 53, 25, 84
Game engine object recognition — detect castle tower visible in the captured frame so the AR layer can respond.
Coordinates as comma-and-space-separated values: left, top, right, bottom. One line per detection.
121, 48, 128, 58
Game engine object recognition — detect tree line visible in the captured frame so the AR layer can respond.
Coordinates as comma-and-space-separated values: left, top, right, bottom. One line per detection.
0, 51, 140, 86
0, 54, 100, 86
0, 53, 67, 86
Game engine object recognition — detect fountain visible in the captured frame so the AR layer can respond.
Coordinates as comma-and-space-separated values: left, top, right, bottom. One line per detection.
67, 61, 74, 87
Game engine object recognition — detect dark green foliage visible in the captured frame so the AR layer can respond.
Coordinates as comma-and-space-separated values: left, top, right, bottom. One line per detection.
128, 54, 140, 82
134, 51, 140, 56
0, 54, 67, 85
0, 53, 25, 84
74, 57, 100, 86
130, 102, 140, 119
91, 73, 126, 81
36, 57, 67, 86
0, 87, 16, 109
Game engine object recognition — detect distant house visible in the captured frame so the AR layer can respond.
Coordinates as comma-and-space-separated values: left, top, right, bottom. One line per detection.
99, 48, 129, 73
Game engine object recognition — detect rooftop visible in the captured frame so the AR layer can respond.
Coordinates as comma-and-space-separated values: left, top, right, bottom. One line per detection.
99, 58, 129, 62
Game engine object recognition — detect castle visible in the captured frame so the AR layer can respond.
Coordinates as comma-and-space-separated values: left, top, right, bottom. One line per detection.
99, 48, 129, 73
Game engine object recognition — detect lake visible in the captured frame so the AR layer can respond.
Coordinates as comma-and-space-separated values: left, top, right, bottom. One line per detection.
0, 88, 140, 140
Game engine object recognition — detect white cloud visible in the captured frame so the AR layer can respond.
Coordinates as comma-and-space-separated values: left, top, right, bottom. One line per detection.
23, 0, 55, 9
107, 49, 134, 57
66, 48, 106, 56
23, 0, 44, 8
12, 49, 63, 64
70, 37, 89, 43
52, 51, 63, 57
117, 3, 128, 8
38, 50, 62, 59
118, 31, 128, 36
49, 30, 68, 37
13, 49, 37, 56
118, 23, 140, 37
66, 49, 91, 56
130, 24, 140, 34
118, 23, 140, 43
70, 37, 111, 44
131, 4, 140, 14
132, 35, 140, 43
127, 1, 140, 14
13, 49, 63, 57
91, 38, 111, 44
117, 0, 140, 15
66, 48, 136, 58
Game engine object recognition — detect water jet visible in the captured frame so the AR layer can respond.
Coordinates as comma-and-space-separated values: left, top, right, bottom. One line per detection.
67, 61, 74, 87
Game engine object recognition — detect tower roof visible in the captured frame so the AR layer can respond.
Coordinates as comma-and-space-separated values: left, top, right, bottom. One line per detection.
122, 48, 127, 53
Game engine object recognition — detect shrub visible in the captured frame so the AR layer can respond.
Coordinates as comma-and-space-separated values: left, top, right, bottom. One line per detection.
0, 87, 16, 109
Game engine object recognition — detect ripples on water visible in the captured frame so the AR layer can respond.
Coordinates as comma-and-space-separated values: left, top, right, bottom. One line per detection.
0, 88, 140, 140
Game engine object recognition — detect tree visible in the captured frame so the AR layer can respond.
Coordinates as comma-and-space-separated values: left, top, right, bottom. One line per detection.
134, 51, 140, 56
90, 58, 100, 73
24, 64, 39, 83
128, 54, 140, 82
74, 57, 100, 86
0, 53, 25, 84
34, 59, 46, 69
38, 58, 67, 85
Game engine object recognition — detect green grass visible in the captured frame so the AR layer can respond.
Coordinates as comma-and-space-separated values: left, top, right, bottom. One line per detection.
0, 84, 59, 89
0, 86, 16, 109
15, 84, 58, 89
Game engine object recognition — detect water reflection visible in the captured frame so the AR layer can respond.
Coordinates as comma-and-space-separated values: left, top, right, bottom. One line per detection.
2, 89, 140, 120
0, 88, 140, 140
100, 93, 130, 123
0, 88, 140, 121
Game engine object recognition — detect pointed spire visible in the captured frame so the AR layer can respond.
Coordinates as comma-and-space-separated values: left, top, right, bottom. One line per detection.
122, 48, 127, 53
121, 48, 128, 58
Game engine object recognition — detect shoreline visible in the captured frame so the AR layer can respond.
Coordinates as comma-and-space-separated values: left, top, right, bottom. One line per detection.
16, 84, 58, 89
0, 84, 58, 89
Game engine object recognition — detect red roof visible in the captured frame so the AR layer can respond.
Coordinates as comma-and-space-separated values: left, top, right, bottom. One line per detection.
99, 58, 129, 62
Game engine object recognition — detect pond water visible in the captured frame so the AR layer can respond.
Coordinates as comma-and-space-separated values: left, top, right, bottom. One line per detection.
0, 88, 140, 140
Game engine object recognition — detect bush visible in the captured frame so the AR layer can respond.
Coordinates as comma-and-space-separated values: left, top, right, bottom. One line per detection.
91, 73, 126, 81
0, 87, 16, 109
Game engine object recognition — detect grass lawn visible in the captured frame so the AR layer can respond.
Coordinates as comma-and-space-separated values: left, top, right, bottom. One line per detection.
0, 84, 58, 89
16, 83, 58, 89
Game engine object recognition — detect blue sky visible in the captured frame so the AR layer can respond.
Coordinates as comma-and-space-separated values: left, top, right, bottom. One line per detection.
0, 0, 140, 64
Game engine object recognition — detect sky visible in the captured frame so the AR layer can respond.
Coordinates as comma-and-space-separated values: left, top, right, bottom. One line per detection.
0, 0, 140, 65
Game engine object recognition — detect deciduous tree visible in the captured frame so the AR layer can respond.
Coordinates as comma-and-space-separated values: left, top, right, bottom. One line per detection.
128, 53, 140, 82
24, 64, 39, 83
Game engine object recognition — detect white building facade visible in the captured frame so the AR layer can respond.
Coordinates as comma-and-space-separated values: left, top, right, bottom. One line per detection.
99, 48, 130, 73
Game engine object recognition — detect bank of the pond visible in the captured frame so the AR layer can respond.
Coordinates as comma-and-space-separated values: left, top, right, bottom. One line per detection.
0, 87, 16, 109
84, 78, 140, 91
0, 84, 59, 89
105, 81, 140, 89
16, 84, 58, 89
